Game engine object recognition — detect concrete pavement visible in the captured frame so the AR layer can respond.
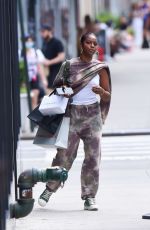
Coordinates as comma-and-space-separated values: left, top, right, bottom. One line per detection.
15, 161, 150, 230
14, 135, 150, 230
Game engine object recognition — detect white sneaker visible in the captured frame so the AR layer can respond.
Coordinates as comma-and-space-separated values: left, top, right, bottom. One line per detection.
84, 198, 98, 211
38, 189, 53, 207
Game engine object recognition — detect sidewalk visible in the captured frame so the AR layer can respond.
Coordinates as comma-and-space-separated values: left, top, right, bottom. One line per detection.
15, 160, 150, 230
15, 135, 150, 230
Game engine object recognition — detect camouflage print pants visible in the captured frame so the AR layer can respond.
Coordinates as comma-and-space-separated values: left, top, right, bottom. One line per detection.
46, 102, 102, 199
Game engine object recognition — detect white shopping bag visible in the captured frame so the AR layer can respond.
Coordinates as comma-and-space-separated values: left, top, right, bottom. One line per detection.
55, 117, 70, 149
39, 94, 69, 116
33, 117, 70, 149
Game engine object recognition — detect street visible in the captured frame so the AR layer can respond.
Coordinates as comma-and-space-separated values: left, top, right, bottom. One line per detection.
14, 48, 150, 230
103, 48, 150, 133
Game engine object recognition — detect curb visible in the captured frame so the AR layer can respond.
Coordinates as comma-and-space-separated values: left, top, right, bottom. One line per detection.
20, 130, 150, 140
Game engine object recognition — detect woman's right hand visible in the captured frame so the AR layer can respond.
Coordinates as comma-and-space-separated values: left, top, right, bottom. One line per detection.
63, 94, 71, 98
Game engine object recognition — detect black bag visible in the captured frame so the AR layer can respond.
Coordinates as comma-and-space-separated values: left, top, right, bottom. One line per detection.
27, 60, 70, 134
27, 106, 64, 135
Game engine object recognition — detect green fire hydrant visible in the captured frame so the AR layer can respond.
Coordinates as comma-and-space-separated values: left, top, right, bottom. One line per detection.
10, 167, 68, 219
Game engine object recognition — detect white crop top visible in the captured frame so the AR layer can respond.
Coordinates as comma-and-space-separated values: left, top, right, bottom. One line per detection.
71, 74, 100, 105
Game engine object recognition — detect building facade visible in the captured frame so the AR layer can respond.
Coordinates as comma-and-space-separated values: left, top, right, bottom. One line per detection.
19, 0, 139, 58
20, 0, 78, 58
79, 0, 140, 24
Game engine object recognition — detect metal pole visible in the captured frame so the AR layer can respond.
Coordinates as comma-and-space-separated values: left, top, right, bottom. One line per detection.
18, 0, 34, 131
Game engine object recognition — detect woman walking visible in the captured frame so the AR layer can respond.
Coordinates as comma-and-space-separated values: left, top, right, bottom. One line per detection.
38, 32, 111, 211
25, 35, 47, 109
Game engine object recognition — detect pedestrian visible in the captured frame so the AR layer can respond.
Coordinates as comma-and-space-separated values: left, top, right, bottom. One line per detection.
40, 25, 65, 93
38, 32, 111, 211
130, 2, 144, 47
142, 7, 150, 48
24, 35, 47, 109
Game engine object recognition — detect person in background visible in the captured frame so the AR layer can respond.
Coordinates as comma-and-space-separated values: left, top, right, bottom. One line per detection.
143, 10, 150, 47
130, 2, 144, 47
140, 0, 150, 22
83, 14, 94, 33
141, 1, 150, 48
38, 32, 111, 211
40, 25, 65, 93
25, 35, 47, 109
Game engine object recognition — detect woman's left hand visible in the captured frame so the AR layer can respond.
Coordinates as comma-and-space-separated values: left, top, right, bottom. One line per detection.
92, 86, 104, 95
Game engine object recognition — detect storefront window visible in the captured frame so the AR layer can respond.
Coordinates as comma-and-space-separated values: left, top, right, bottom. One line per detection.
28, 0, 36, 36
61, 8, 69, 41
105, 0, 110, 11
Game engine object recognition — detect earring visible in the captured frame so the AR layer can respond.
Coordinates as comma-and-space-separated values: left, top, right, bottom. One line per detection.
80, 48, 83, 54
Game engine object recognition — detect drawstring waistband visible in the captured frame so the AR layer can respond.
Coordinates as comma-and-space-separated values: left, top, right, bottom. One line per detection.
66, 102, 100, 117
70, 102, 99, 109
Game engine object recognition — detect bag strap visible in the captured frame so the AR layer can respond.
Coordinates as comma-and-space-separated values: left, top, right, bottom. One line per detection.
63, 59, 70, 86
48, 60, 71, 97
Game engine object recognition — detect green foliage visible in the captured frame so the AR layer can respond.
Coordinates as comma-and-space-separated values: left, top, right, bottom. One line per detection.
96, 12, 120, 28
126, 26, 134, 36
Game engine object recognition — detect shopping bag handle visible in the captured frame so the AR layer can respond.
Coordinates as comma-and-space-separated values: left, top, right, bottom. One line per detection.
48, 60, 70, 97
48, 88, 56, 97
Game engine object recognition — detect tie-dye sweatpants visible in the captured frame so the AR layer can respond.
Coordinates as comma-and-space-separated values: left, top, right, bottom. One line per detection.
46, 102, 102, 199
